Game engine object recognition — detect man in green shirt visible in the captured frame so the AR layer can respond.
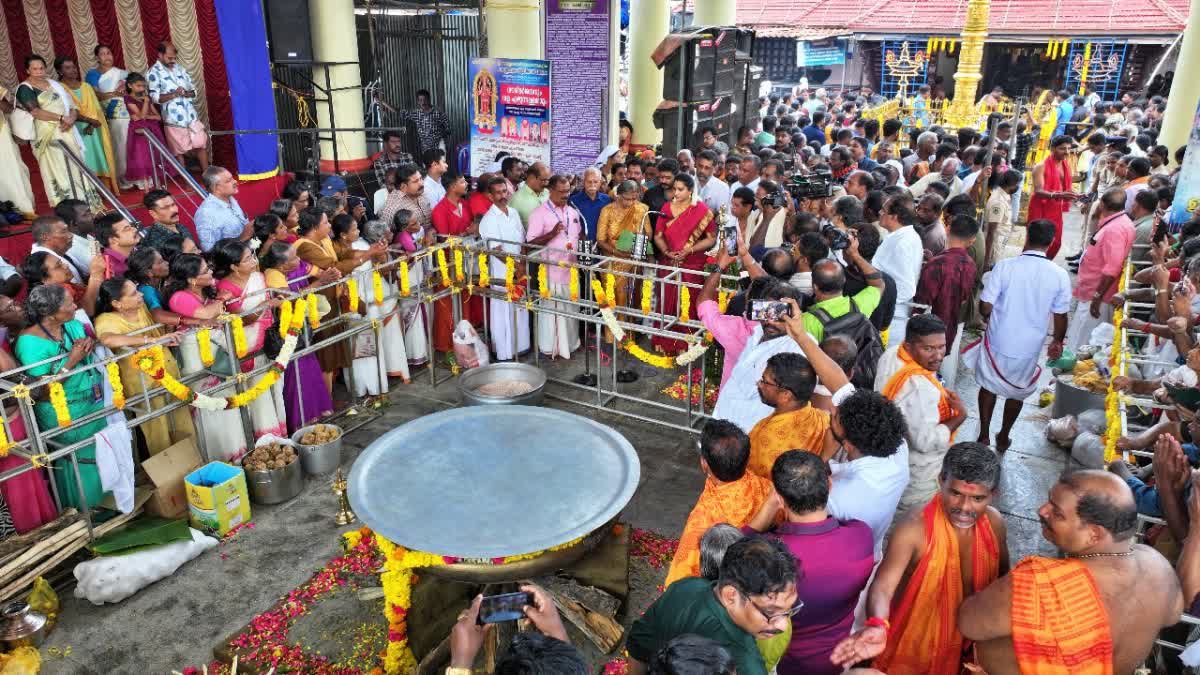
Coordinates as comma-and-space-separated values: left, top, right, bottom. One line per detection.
509, 161, 550, 227
801, 234, 885, 341
627, 536, 799, 675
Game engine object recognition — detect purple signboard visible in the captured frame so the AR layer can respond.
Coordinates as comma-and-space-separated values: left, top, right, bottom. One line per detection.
545, 0, 611, 175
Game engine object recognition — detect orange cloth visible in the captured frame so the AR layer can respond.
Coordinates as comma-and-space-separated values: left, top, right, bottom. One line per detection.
882, 344, 957, 431
1010, 557, 1113, 675
873, 497, 1000, 675
664, 472, 773, 587
746, 406, 830, 479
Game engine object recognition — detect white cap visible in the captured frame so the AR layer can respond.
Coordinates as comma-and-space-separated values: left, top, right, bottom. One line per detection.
595, 144, 620, 168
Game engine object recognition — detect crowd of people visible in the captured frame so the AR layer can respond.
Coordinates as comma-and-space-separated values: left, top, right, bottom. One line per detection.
0, 40, 207, 216
0, 66, 1197, 672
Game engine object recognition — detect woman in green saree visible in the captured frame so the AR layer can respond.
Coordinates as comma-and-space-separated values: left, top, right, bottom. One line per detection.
55, 55, 119, 194
14, 54, 101, 209
14, 284, 108, 510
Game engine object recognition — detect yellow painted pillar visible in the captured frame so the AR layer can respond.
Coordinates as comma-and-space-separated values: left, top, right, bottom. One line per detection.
628, 0, 670, 146
693, 0, 736, 26
945, 0, 990, 128
309, 0, 368, 172
1159, 0, 1200, 167
484, 0, 544, 59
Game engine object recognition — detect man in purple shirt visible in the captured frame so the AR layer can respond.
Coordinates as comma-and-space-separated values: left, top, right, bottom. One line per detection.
96, 212, 141, 279
745, 449, 874, 675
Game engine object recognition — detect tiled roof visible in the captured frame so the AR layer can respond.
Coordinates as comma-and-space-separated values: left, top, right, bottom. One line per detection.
733, 0, 1189, 36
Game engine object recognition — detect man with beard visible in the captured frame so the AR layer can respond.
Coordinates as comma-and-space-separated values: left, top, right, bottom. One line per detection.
642, 158, 678, 231
959, 470, 1181, 675
914, 193, 946, 255
831, 443, 1008, 675
478, 176, 530, 360
876, 314, 968, 513
696, 150, 731, 214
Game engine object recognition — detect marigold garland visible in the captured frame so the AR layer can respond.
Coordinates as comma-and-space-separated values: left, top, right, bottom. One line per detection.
478, 254, 490, 288
290, 298, 307, 331
196, 328, 215, 367
591, 278, 608, 307
505, 256, 518, 301
718, 290, 730, 313
372, 271, 386, 304
679, 286, 691, 322
277, 300, 293, 340
49, 382, 71, 426
230, 315, 248, 359
641, 279, 653, 315
569, 267, 580, 301
436, 249, 451, 289
454, 248, 465, 283
1102, 263, 1130, 463
107, 362, 125, 410
625, 341, 676, 369
0, 424, 11, 458
346, 278, 360, 314
605, 272, 616, 306
307, 294, 321, 329
538, 264, 550, 299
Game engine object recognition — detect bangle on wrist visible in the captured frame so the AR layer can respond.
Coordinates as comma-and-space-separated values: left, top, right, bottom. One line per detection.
865, 616, 890, 635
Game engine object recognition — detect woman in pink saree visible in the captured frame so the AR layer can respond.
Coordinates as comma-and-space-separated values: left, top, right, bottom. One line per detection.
652, 173, 716, 355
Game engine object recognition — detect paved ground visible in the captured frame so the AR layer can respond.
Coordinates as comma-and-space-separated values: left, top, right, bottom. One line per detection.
37, 213, 1087, 674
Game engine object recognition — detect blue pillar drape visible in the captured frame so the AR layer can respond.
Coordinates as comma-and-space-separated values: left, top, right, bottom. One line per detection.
213, 0, 279, 180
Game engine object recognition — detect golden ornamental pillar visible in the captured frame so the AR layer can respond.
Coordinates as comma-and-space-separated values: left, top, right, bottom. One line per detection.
945, 0, 991, 128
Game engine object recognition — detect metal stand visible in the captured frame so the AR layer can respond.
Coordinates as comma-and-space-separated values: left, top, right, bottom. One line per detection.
574, 241, 598, 387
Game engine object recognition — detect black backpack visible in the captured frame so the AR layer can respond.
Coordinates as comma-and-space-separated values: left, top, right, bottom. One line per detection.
809, 297, 883, 390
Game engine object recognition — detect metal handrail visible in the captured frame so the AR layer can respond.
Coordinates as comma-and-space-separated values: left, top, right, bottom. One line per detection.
53, 140, 139, 224
135, 127, 208, 199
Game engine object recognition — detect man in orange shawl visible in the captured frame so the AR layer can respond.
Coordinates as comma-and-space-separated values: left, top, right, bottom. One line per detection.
875, 314, 967, 514
959, 469, 1182, 675
830, 442, 1009, 675
664, 419, 772, 587
747, 352, 833, 479
1027, 134, 1078, 260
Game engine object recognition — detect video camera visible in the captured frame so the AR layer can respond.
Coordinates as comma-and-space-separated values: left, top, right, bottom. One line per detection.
784, 170, 834, 201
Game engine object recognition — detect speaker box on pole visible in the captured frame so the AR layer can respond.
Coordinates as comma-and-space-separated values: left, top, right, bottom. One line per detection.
653, 98, 732, 155
654, 31, 719, 102
265, 0, 314, 63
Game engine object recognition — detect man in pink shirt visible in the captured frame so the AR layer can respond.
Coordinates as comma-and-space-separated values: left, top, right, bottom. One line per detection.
1067, 188, 1136, 351
526, 174, 582, 358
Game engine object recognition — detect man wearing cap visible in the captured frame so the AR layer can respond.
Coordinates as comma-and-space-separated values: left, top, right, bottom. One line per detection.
194, 165, 250, 251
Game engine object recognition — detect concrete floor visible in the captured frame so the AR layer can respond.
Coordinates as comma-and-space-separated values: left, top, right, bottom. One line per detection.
37, 213, 1088, 674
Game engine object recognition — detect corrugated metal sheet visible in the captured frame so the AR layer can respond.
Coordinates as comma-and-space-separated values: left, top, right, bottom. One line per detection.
357, 11, 480, 161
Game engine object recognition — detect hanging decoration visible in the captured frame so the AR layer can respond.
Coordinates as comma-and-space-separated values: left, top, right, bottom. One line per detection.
107, 362, 125, 410
197, 329, 215, 367
399, 262, 411, 297
569, 267, 580, 301
277, 300, 293, 340
346, 278, 360, 314
436, 249, 451, 289
230, 315, 248, 359
307, 294, 321, 329
49, 382, 71, 427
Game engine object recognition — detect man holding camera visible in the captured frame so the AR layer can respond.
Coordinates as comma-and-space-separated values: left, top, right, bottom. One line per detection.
746, 181, 790, 251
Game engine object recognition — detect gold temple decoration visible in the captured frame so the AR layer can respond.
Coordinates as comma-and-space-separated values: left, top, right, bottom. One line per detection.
333, 467, 357, 526
944, 0, 991, 128
1072, 43, 1121, 94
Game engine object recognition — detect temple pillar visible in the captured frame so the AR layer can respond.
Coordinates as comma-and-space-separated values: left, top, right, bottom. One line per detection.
627, 0, 670, 146
309, 0, 369, 172
1159, 0, 1200, 166
692, 0, 736, 27
945, 0, 990, 128
484, 0, 543, 59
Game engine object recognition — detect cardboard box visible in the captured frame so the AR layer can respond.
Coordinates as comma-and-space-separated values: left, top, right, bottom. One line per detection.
141, 437, 205, 519
185, 461, 251, 536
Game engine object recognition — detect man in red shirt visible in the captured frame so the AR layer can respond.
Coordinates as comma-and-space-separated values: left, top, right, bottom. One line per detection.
914, 214, 980, 387
467, 173, 496, 229
431, 171, 483, 352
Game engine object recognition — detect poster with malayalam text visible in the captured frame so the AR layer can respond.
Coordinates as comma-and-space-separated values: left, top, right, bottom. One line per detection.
546, 0, 611, 176
1169, 98, 1200, 228
469, 57, 552, 177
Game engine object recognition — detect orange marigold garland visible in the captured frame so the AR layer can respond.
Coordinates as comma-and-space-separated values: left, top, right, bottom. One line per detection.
373, 271, 386, 304
307, 294, 321, 329
346, 278, 360, 313
277, 300, 293, 339
569, 267, 580, 301
196, 328, 215, 367
49, 382, 71, 426
107, 362, 125, 410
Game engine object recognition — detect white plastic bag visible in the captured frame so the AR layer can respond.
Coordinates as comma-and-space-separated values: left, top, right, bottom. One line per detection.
1045, 415, 1079, 447
452, 320, 489, 370
1089, 322, 1116, 348
1076, 409, 1108, 436
1071, 431, 1106, 469
73, 528, 218, 605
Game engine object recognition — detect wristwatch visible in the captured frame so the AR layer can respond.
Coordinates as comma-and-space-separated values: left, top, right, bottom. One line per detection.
445, 668, 473, 675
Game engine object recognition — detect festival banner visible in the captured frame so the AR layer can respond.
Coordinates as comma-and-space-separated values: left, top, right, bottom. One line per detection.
1169, 97, 1200, 228
469, 57, 552, 177
545, 0, 611, 176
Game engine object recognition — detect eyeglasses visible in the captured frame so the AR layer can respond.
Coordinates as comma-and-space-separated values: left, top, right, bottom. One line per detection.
758, 377, 783, 389
741, 591, 804, 622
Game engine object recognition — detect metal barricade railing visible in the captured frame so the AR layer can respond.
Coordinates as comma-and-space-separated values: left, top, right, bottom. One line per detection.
53, 140, 139, 225
137, 127, 209, 214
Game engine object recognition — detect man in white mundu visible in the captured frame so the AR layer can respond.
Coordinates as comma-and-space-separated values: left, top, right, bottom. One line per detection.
525, 174, 581, 358
478, 176, 530, 361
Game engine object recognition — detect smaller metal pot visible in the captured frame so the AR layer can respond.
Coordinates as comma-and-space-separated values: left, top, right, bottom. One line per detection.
292, 425, 344, 475
458, 362, 547, 406
242, 455, 303, 505
0, 601, 46, 650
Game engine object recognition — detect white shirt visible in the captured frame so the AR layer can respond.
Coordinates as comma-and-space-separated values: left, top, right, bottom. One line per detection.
67, 234, 95, 275
698, 176, 731, 214
711, 327, 805, 432
30, 244, 82, 284
0, 256, 17, 281
373, 187, 388, 216
748, 208, 788, 248
909, 172, 963, 198
424, 175, 446, 208
961, 170, 982, 195
478, 204, 526, 280
873, 226, 923, 306
730, 177, 760, 194
981, 250, 1071, 359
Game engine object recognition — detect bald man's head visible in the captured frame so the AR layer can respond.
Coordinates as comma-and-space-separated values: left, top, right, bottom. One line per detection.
812, 259, 846, 296
1039, 470, 1138, 553
820, 334, 858, 376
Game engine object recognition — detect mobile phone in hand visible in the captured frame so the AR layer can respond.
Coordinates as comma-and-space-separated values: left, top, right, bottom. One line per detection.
476, 591, 535, 625
750, 300, 792, 322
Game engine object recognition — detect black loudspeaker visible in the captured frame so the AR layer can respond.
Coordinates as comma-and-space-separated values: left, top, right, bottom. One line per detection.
711, 29, 737, 97
653, 98, 733, 155
265, 0, 313, 63
657, 31, 718, 102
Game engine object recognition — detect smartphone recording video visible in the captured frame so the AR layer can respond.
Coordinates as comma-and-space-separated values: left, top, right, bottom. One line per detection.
476, 591, 535, 625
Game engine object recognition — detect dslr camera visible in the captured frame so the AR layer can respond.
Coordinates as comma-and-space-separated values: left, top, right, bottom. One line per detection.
822, 222, 852, 251
784, 170, 834, 201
